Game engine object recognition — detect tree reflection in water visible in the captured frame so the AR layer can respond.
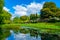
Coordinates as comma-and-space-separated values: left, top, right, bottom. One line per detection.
0, 28, 10, 40
0, 28, 60, 40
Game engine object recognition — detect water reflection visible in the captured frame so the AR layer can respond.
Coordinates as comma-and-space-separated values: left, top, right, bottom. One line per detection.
0, 28, 11, 40
0, 28, 60, 40
6, 30, 41, 40
41, 33, 60, 40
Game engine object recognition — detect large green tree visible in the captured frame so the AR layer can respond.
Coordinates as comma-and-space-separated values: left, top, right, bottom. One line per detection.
41, 8, 54, 19
1, 10, 12, 24
0, 0, 4, 24
40, 2, 60, 22
43, 2, 56, 9
0, 0, 11, 24
40, 2, 57, 19
0, 0, 4, 13
0, 0, 4, 40
55, 11, 60, 18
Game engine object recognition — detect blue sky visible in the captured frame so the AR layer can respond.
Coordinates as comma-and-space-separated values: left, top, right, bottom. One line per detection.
4, 0, 60, 19
4, 0, 45, 13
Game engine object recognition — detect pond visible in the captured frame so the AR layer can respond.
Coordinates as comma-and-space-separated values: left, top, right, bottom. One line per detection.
0, 27, 60, 40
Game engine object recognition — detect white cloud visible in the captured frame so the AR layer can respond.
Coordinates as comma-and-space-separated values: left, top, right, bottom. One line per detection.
27, 2, 44, 14
12, 2, 45, 18
3, 7, 10, 11
13, 5, 27, 16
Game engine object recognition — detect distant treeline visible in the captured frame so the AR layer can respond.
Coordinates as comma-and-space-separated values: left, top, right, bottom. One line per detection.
0, 1, 60, 24
13, 2, 60, 23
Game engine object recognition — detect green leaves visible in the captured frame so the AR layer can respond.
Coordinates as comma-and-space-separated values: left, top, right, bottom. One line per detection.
40, 2, 60, 22
20, 15, 29, 22
30, 14, 37, 20
30, 13, 39, 22
0, 0, 4, 13
55, 11, 60, 18
43, 2, 56, 9
41, 8, 53, 19
13, 17, 20, 23
0, 0, 4, 24
0, 10, 12, 24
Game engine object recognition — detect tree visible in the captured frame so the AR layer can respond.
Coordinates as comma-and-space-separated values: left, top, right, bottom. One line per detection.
40, 2, 57, 20
55, 11, 60, 18
0, 0, 4, 24
43, 2, 56, 9
13, 17, 20, 23
40, 8, 54, 19
40, 2, 60, 22
1, 10, 12, 24
20, 15, 29, 23
0, 0, 4, 13
30, 14, 38, 22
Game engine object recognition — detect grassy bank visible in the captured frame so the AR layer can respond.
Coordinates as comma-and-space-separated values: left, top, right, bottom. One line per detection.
20, 23, 60, 34
1, 22, 60, 29
20, 23, 60, 29
0, 24, 20, 29
1, 23, 60, 34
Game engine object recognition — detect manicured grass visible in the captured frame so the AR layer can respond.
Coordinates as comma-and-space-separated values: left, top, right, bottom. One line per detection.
20, 23, 60, 34
20, 23, 60, 29
1, 23, 60, 30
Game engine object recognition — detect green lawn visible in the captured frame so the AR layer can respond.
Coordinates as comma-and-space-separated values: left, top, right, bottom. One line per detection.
20, 23, 60, 34
20, 23, 60, 29
1, 22, 60, 30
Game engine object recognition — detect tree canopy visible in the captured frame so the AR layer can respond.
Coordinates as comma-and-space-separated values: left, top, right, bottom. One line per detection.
40, 2, 60, 22
13, 17, 20, 23
1, 10, 12, 24
0, 0, 4, 13
0, 0, 4, 24
20, 15, 29, 22
43, 2, 56, 9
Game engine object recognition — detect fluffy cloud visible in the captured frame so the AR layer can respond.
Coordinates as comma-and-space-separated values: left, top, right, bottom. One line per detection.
3, 7, 10, 11
13, 5, 27, 16
27, 2, 44, 14
12, 2, 45, 18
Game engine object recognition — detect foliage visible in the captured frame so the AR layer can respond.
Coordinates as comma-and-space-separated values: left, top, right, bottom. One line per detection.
0, 0, 4, 24
43, 2, 56, 9
20, 15, 29, 22
13, 17, 21, 23
40, 2, 60, 22
0, 0, 11, 24
41, 8, 54, 19
55, 11, 60, 18
41, 2, 56, 19
30, 14, 37, 20
30, 13, 39, 22
0, 0, 4, 13
1, 10, 12, 24
0, 24, 20, 40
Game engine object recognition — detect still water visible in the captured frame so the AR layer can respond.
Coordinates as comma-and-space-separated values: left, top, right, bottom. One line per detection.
0, 28, 60, 40
6, 30, 41, 40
